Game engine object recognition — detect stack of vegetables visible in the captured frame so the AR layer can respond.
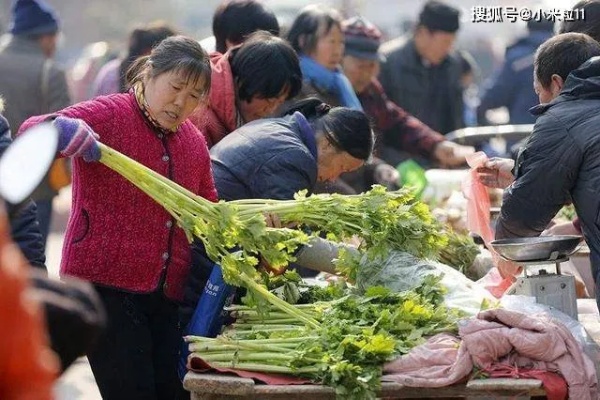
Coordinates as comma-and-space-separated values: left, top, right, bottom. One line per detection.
187, 274, 462, 399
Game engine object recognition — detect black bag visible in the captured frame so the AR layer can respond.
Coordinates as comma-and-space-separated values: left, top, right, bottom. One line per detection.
29, 269, 106, 372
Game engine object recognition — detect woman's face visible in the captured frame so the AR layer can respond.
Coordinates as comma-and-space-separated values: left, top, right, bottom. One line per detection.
144, 70, 207, 130
310, 24, 344, 70
317, 139, 364, 182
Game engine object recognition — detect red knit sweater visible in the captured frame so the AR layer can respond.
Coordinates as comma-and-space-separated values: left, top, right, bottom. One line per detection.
20, 93, 218, 301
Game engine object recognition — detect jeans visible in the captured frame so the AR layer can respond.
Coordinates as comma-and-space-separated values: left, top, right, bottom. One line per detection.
87, 286, 189, 400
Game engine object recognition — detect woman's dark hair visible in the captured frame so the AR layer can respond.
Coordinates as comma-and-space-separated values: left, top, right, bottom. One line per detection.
229, 31, 302, 102
281, 98, 374, 161
535, 32, 600, 88
213, 0, 280, 53
118, 21, 177, 91
126, 35, 211, 95
286, 5, 342, 55
559, 0, 600, 42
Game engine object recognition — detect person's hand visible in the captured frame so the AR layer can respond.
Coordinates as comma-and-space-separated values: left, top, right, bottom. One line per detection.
374, 163, 400, 186
496, 257, 522, 278
263, 212, 282, 228
53, 116, 101, 162
476, 157, 515, 189
433, 141, 475, 168
542, 221, 581, 236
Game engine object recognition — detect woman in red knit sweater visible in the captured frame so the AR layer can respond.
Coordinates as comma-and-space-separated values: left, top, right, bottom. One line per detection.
19, 36, 216, 399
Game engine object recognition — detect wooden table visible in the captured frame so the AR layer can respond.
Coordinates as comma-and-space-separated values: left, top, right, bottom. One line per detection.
184, 299, 600, 400
183, 373, 546, 400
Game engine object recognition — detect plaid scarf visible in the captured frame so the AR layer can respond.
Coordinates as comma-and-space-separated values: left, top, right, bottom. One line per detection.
132, 81, 177, 135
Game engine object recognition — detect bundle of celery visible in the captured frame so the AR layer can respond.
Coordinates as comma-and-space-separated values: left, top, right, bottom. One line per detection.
438, 228, 480, 279
186, 278, 460, 399
98, 143, 445, 324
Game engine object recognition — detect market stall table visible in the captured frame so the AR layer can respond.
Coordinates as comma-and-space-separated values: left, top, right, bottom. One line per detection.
184, 299, 600, 400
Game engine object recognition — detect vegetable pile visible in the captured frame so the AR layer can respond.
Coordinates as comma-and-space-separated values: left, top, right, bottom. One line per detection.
186, 276, 461, 399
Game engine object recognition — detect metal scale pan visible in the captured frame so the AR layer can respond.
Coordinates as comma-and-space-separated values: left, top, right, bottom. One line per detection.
490, 236, 584, 320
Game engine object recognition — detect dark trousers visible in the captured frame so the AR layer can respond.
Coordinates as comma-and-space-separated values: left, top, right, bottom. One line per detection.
35, 198, 52, 252
88, 285, 189, 400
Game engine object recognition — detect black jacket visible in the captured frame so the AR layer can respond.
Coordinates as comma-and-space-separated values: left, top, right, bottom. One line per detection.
0, 114, 46, 269
378, 37, 465, 135
497, 56, 600, 284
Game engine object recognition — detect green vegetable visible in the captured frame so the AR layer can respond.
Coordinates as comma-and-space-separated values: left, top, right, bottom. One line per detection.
437, 228, 480, 279
187, 278, 459, 400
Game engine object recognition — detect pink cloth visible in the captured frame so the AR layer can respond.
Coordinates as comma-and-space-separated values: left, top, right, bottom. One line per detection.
459, 308, 597, 400
382, 333, 473, 387
19, 93, 218, 301
188, 51, 237, 148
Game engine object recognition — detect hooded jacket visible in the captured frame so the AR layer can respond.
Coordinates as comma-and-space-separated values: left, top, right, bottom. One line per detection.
497, 56, 600, 303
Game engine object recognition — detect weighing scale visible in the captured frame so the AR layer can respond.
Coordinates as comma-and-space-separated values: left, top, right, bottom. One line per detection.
490, 236, 583, 320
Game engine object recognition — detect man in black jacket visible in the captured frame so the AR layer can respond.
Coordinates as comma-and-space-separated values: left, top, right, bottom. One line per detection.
478, 33, 600, 308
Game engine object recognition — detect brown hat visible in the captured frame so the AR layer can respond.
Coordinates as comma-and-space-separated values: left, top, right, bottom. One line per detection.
342, 16, 385, 61
418, 0, 460, 33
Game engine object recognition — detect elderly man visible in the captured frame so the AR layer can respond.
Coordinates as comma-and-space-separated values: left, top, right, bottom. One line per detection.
378, 1, 464, 135
341, 16, 473, 168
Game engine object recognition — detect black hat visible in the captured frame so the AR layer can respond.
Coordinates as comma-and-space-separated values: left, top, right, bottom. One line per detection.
342, 16, 385, 61
9, 0, 59, 36
418, 1, 460, 33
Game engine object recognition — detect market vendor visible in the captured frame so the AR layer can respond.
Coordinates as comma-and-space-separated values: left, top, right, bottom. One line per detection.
477, 33, 600, 308
18, 36, 216, 399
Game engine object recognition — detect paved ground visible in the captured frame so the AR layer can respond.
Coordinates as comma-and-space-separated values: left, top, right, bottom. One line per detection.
47, 188, 102, 400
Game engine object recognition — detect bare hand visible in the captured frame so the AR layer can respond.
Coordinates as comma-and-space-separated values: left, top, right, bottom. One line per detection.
433, 141, 475, 167
374, 164, 400, 185
476, 157, 515, 189
542, 221, 581, 236
264, 212, 282, 228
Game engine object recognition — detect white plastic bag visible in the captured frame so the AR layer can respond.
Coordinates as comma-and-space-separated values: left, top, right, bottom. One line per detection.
356, 251, 496, 316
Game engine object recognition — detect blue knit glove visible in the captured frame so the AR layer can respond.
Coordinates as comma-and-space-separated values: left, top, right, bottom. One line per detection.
53, 116, 101, 162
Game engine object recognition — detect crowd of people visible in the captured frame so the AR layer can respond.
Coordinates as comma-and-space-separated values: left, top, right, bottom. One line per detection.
2, 0, 600, 398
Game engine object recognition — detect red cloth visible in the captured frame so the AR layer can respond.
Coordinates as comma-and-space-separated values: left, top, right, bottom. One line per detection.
189, 51, 237, 148
188, 355, 311, 385
357, 78, 445, 159
484, 364, 567, 400
19, 92, 218, 301
0, 208, 59, 400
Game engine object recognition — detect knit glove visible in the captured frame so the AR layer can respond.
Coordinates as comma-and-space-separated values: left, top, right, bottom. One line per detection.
53, 116, 101, 162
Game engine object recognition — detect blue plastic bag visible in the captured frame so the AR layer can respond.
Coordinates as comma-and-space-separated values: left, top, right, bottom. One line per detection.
178, 263, 236, 379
